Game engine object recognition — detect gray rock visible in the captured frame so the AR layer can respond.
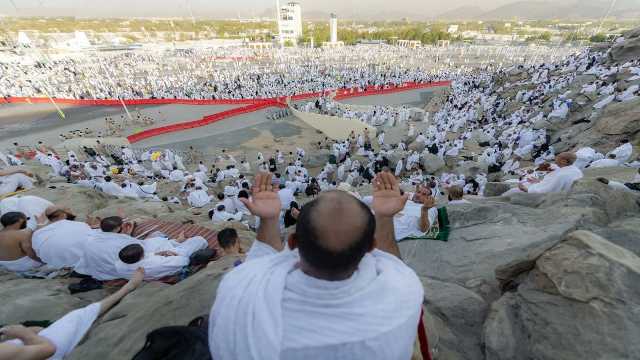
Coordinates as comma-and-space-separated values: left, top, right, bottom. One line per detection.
421, 153, 445, 173
594, 98, 640, 135
609, 35, 640, 64
0, 275, 92, 325
484, 231, 640, 360
421, 277, 487, 360
483, 182, 512, 197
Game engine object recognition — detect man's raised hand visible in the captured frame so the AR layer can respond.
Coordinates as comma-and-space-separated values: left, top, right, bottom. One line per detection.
239, 172, 281, 220
372, 172, 409, 218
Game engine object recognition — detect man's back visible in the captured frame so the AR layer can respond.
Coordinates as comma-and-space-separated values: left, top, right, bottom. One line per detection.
32, 220, 92, 268
210, 244, 423, 360
74, 231, 139, 280
0, 230, 29, 261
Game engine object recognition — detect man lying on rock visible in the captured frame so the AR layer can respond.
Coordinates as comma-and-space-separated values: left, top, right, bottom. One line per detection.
209, 171, 424, 359
1, 197, 207, 280
0, 167, 35, 197
0, 268, 144, 360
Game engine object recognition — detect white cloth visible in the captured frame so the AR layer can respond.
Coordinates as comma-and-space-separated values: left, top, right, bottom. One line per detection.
209, 242, 423, 360
8, 302, 101, 360
528, 165, 583, 193
115, 236, 208, 280
0, 256, 43, 272
74, 232, 140, 281
393, 201, 438, 240
589, 158, 619, 168
607, 143, 633, 163
0, 195, 53, 230
0, 173, 34, 196
278, 188, 295, 209
32, 220, 94, 269
188, 189, 212, 208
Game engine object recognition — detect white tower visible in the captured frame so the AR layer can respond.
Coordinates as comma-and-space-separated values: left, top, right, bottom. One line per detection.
330, 13, 338, 43
277, 2, 302, 45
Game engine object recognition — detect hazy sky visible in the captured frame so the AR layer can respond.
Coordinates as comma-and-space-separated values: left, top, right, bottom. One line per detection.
0, 0, 630, 19
0, 0, 556, 18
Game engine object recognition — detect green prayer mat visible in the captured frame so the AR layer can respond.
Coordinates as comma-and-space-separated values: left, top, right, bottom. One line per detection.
398, 207, 450, 242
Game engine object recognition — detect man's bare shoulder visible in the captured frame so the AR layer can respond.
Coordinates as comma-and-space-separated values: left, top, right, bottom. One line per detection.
0, 230, 31, 259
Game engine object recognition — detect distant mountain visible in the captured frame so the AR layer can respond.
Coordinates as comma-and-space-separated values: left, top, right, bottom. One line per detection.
477, 0, 640, 21
436, 6, 486, 21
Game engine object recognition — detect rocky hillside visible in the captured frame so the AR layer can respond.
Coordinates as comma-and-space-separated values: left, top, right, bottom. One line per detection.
1, 31, 640, 360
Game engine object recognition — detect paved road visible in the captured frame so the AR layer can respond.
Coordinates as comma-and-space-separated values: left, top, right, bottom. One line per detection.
1, 87, 436, 154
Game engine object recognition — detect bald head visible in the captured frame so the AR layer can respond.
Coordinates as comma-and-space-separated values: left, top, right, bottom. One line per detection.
295, 191, 375, 278
556, 152, 577, 167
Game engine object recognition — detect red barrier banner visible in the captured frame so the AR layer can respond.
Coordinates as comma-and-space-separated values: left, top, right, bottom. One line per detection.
9, 81, 450, 143
0, 81, 450, 107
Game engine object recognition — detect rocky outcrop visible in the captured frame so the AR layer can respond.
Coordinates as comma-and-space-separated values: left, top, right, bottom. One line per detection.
594, 98, 640, 136
609, 30, 640, 63
421, 153, 445, 173
484, 231, 640, 360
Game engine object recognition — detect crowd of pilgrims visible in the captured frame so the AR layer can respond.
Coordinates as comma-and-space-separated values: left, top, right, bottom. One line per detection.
0, 39, 640, 360
297, 96, 414, 127
0, 44, 581, 101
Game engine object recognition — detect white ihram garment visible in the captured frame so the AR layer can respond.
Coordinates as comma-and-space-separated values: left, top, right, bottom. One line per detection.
6, 302, 101, 360
528, 165, 583, 193
209, 242, 424, 360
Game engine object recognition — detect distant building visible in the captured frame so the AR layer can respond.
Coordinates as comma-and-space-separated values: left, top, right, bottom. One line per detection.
277, 1, 303, 45
447, 25, 459, 34
330, 13, 338, 43
397, 40, 421, 48
17, 32, 33, 47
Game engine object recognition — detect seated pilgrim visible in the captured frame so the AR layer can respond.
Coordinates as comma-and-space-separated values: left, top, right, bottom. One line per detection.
518, 152, 583, 193
115, 234, 208, 280
209, 172, 424, 359
393, 184, 438, 241
447, 185, 471, 205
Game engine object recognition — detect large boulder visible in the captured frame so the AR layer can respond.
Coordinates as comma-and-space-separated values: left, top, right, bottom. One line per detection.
484, 231, 640, 360
454, 161, 488, 178
421, 153, 445, 173
609, 35, 640, 63
594, 98, 640, 135
421, 277, 488, 360
483, 182, 512, 197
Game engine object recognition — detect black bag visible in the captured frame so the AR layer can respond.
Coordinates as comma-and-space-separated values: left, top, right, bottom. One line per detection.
132, 316, 211, 360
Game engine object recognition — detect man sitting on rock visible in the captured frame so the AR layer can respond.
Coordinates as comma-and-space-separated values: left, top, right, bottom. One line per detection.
115, 233, 208, 280
209, 172, 424, 359
447, 185, 471, 205
393, 184, 438, 241
0, 212, 44, 273
518, 152, 583, 193
0, 268, 144, 360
